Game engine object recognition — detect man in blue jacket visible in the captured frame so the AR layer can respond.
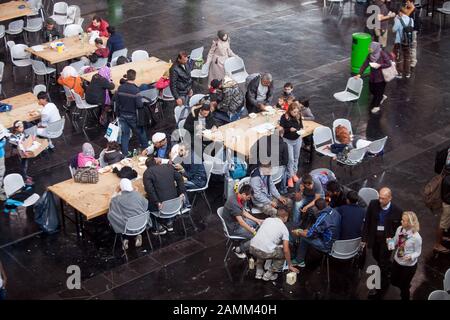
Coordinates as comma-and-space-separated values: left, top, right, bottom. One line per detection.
106, 26, 125, 62
337, 191, 366, 240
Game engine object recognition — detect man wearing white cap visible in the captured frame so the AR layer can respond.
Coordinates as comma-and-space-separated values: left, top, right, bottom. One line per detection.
108, 178, 148, 250
0, 124, 10, 200
142, 132, 171, 161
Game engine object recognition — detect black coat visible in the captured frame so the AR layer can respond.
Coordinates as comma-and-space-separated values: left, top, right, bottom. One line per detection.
183, 108, 217, 137
85, 75, 115, 105
362, 200, 402, 248
143, 164, 186, 204
245, 75, 274, 114
169, 63, 192, 100
115, 82, 143, 118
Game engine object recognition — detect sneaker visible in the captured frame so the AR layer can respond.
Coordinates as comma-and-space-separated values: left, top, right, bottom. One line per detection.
135, 234, 142, 247
371, 107, 381, 114
122, 239, 129, 250
292, 175, 299, 183
151, 227, 167, 236
395, 75, 403, 79
255, 268, 264, 280
298, 261, 306, 268
262, 271, 278, 281
233, 246, 247, 259
291, 259, 301, 266
287, 178, 294, 188
405, 74, 411, 78
380, 94, 388, 104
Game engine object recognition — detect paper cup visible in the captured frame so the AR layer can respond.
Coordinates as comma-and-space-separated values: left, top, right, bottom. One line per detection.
56, 43, 64, 53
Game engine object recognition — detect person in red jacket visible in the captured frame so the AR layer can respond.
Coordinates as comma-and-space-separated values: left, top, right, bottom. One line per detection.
86, 15, 109, 37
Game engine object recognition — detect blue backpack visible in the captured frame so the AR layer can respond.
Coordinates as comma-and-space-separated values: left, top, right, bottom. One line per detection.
229, 157, 247, 179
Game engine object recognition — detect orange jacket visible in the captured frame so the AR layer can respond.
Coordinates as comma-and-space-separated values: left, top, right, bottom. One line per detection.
57, 76, 84, 97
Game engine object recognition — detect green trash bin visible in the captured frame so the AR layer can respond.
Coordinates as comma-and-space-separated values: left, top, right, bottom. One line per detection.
351, 33, 371, 75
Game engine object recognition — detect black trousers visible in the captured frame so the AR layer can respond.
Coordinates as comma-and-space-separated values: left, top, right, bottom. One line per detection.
369, 81, 386, 110
391, 260, 417, 300
371, 232, 392, 289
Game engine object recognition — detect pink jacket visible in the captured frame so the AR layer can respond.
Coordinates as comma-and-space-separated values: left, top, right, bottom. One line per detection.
77, 153, 99, 168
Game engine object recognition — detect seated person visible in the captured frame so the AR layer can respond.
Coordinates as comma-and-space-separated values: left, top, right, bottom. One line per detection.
107, 178, 148, 249
106, 26, 125, 61
208, 79, 223, 104
86, 15, 110, 37
292, 198, 341, 267
36, 92, 61, 148
84, 66, 115, 106
171, 144, 207, 190
213, 76, 246, 126
42, 18, 62, 42
57, 66, 84, 98
223, 184, 263, 258
102, 141, 124, 165
81, 38, 110, 66
250, 163, 291, 217
293, 173, 324, 227
142, 132, 171, 161
298, 98, 315, 121
77, 142, 100, 168
275, 82, 295, 111
245, 73, 274, 113
116, 56, 130, 66
326, 180, 347, 208
250, 207, 299, 281
8, 121, 32, 184
143, 156, 186, 235
329, 125, 371, 155
184, 102, 218, 138
337, 191, 366, 240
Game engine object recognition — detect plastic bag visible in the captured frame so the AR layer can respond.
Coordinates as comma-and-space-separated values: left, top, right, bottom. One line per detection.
34, 192, 60, 234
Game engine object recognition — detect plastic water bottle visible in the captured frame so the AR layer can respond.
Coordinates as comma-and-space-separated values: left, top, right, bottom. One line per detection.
248, 257, 255, 270
133, 148, 137, 157
49, 34, 52, 42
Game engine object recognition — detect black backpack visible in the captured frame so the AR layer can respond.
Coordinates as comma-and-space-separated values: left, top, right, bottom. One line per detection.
400, 17, 414, 47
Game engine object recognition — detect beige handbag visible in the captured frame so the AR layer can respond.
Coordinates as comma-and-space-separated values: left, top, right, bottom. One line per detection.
382, 61, 398, 82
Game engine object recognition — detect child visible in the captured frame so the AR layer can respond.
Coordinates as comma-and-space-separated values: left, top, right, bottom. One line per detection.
9, 121, 33, 185
276, 83, 295, 110
103, 141, 124, 165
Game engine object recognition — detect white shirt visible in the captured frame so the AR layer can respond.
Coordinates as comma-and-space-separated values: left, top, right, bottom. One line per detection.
250, 217, 289, 253
40, 103, 61, 127
256, 81, 268, 102
393, 226, 422, 266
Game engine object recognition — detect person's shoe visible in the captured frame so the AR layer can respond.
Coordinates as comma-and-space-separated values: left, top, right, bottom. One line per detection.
233, 246, 247, 259
380, 94, 388, 104
371, 107, 381, 114
287, 178, 294, 188
291, 259, 301, 266
151, 227, 167, 236
255, 268, 264, 280
405, 74, 411, 78
262, 271, 278, 281
395, 74, 403, 79
122, 239, 129, 251
135, 234, 142, 247
292, 175, 299, 183
163, 222, 174, 232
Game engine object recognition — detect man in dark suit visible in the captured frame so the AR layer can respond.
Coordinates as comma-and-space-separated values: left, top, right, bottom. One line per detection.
362, 187, 402, 298
337, 191, 366, 240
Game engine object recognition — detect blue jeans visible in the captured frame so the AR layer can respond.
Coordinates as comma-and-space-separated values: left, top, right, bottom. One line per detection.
293, 195, 315, 226
283, 137, 302, 178
0, 288, 6, 300
296, 237, 331, 262
231, 218, 258, 252
119, 115, 148, 155
279, 165, 288, 194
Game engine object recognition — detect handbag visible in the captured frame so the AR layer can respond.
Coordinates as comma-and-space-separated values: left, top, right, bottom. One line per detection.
381, 61, 398, 82
105, 119, 121, 142
74, 167, 99, 184
423, 172, 444, 210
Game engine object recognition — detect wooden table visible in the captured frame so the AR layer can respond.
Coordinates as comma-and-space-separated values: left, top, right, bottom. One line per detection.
0, 93, 42, 128
25, 36, 108, 65
203, 110, 323, 157
81, 57, 171, 91
0, 1, 33, 22
48, 159, 147, 237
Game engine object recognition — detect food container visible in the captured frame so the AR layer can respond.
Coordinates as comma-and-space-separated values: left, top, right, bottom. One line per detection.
286, 272, 297, 285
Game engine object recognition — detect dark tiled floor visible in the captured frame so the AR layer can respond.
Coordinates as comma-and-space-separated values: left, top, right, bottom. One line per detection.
0, 0, 449, 300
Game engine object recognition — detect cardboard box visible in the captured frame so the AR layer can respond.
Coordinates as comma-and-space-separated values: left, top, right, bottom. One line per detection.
19, 136, 49, 158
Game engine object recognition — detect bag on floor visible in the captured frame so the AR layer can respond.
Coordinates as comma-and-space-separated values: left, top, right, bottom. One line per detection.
382, 61, 398, 82
229, 157, 247, 180
74, 167, 99, 184
423, 173, 443, 210
34, 191, 60, 234
105, 119, 121, 142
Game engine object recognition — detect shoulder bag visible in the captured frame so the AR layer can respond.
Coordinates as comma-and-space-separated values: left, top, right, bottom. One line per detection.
74, 167, 99, 184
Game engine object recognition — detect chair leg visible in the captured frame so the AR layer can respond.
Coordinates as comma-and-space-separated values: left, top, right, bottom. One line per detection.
188, 213, 198, 232
180, 215, 187, 237
191, 193, 198, 208
145, 229, 153, 251
121, 235, 128, 262
224, 241, 233, 264
201, 191, 212, 214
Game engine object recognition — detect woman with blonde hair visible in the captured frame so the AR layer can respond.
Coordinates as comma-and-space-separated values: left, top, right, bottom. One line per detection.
388, 211, 422, 300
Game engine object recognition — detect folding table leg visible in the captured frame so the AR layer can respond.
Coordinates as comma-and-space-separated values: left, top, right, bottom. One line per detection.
59, 198, 66, 231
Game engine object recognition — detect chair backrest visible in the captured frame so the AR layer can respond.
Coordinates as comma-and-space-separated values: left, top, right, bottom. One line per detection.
189, 94, 205, 108
46, 117, 65, 138
271, 166, 284, 184
330, 237, 362, 259
347, 147, 368, 163
159, 196, 183, 218
189, 46, 204, 61
31, 59, 47, 73
53, 2, 68, 15
428, 290, 450, 300
174, 105, 184, 123
358, 187, 379, 206
26, 16, 43, 29
123, 212, 149, 236
11, 44, 30, 60
161, 86, 174, 101
69, 60, 85, 73
313, 126, 334, 147
76, 17, 85, 27
92, 57, 108, 69
63, 24, 83, 37
178, 119, 186, 130
237, 177, 251, 193
140, 88, 158, 104
67, 5, 81, 22
203, 161, 214, 186
71, 89, 90, 108
111, 48, 128, 61
131, 50, 149, 62
33, 84, 47, 96
368, 136, 388, 155
443, 1, 450, 10
217, 207, 232, 238
0, 62, 4, 82
332, 118, 353, 141
345, 77, 363, 98
98, 149, 107, 168
4, 173, 25, 197
224, 56, 246, 76
63, 85, 74, 102
8, 20, 24, 32
199, 62, 209, 75
69, 165, 76, 178
444, 268, 450, 292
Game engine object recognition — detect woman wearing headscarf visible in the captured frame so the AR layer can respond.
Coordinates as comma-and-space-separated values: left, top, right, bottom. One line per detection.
77, 142, 100, 168
354, 42, 392, 114
84, 66, 115, 106
107, 178, 149, 249
57, 66, 85, 97
205, 30, 237, 83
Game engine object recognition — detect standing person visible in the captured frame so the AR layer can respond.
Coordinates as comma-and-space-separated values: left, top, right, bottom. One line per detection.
389, 211, 422, 300
279, 101, 303, 188
42, 18, 62, 42
354, 42, 392, 114
245, 73, 274, 114
36, 92, 62, 147
434, 163, 450, 253
205, 30, 236, 83
0, 259, 7, 300
374, 0, 396, 48
115, 69, 148, 155
170, 51, 193, 108
392, 8, 414, 79
86, 16, 110, 37
362, 187, 402, 298
0, 125, 8, 201
402, 0, 419, 69
106, 26, 125, 61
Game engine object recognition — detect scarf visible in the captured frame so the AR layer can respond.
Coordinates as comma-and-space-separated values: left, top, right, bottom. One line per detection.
98, 66, 112, 105
61, 66, 78, 78
370, 42, 382, 62
82, 142, 95, 157
120, 178, 133, 192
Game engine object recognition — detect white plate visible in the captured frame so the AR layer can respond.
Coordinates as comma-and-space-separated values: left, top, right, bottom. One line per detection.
297, 129, 306, 136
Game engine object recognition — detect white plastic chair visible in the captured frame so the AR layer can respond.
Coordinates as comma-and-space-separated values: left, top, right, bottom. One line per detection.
428, 290, 450, 300
313, 126, 336, 159
174, 105, 190, 124
69, 60, 85, 74
131, 50, 149, 62
0, 61, 4, 98
76, 17, 84, 27
28, 0, 45, 20
4, 173, 40, 207
111, 48, 128, 61
63, 24, 83, 37
46, 116, 65, 140
333, 77, 363, 102
203, 151, 228, 176
271, 166, 284, 185
11, 44, 32, 81
368, 136, 388, 155
217, 207, 248, 263
0, 25, 5, 54
112, 211, 153, 260
23, 17, 43, 43
358, 187, 379, 206
187, 161, 213, 214
444, 268, 450, 292
337, 147, 368, 166
188, 94, 205, 108
91, 57, 108, 69
191, 62, 209, 79
437, 2, 450, 27
66, 5, 81, 25
31, 59, 56, 88
189, 46, 204, 62
33, 84, 47, 96
5, 20, 24, 37
50, 2, 69, 26
224, 56, 249, 84
332, 118, 353, 141
161, 86, 174, 101
140, 88, 158, 105
71, 89, 99, 138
